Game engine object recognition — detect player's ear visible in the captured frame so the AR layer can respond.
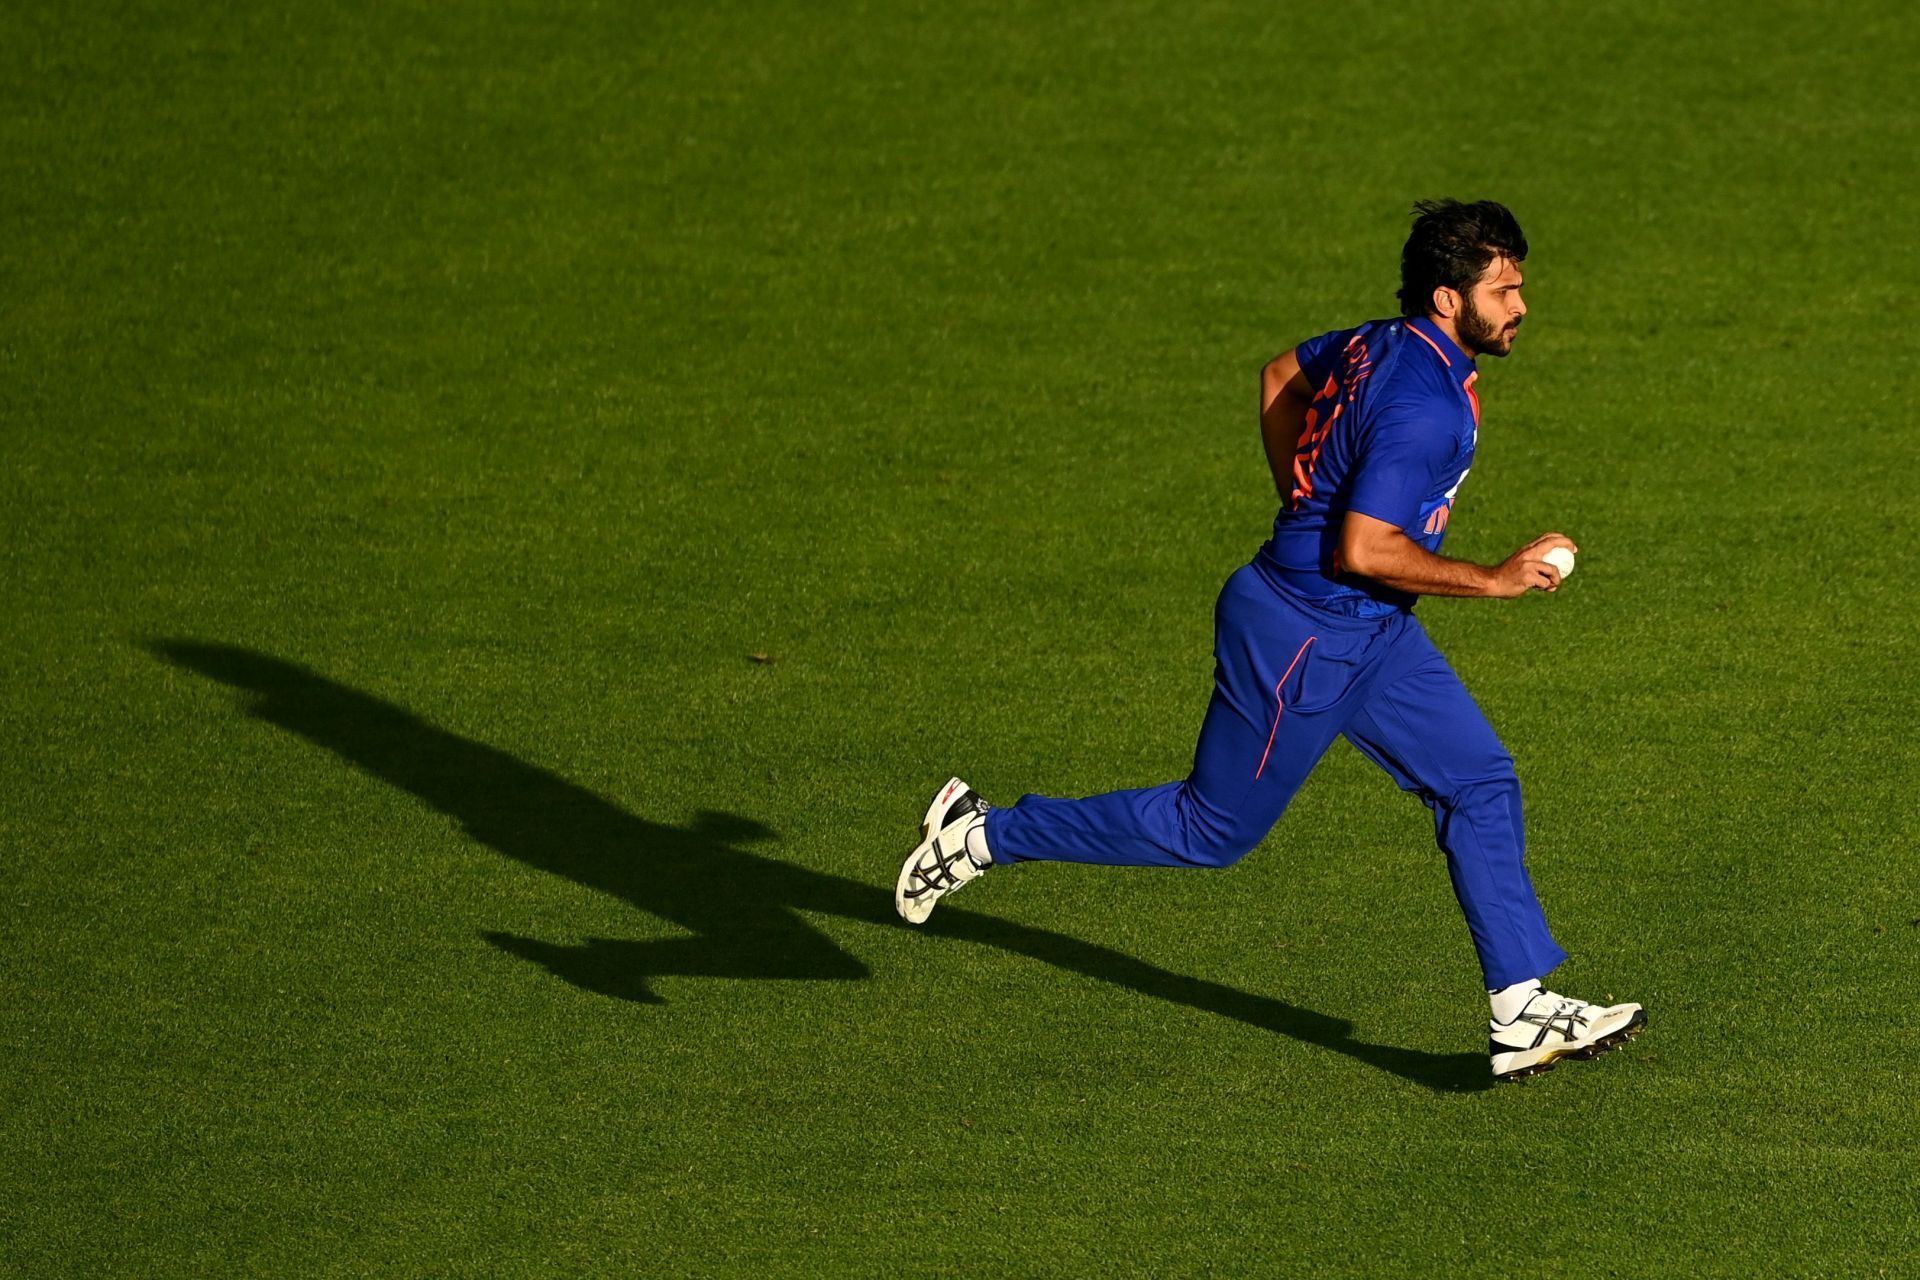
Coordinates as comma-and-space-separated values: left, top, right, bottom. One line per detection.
1431, 285, 1459, 319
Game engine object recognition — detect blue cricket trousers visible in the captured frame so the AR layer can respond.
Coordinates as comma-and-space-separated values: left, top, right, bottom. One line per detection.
982, 562, 1568, 989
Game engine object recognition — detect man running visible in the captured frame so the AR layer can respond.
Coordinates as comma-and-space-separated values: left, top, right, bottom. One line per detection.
895, 199, 1646, 1081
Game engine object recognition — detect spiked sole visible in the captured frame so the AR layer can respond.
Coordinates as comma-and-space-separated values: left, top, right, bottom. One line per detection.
1493, 1008, 1648, 1082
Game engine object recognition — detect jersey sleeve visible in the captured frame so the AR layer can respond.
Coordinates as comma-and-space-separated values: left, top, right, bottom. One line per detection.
1344, 396, 1451, 531
1292, 328, 1351, 388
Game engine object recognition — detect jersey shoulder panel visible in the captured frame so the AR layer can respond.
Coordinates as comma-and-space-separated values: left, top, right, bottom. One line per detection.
1295, 319, 1400, 387
1365, 320, 1453, 404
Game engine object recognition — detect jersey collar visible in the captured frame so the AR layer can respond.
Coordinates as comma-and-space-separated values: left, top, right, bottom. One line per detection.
1404, 315, 1477, 384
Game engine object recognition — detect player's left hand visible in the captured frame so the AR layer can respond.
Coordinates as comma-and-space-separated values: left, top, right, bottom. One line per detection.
1500, 531, 1577, 594
1518, 531, 1578, 560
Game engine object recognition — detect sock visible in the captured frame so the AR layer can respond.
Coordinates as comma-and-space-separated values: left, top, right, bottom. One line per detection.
964, 821, 993, 868
1489, 979, 1544, 1024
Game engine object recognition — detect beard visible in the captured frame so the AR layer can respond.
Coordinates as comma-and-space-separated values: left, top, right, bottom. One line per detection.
1459, 293, 1520, 357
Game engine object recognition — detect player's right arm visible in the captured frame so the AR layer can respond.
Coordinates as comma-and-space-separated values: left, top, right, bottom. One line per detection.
1341, 513, 1574, 599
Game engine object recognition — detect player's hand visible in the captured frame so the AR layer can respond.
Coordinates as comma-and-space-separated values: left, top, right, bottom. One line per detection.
1518, 531, 1578, 561
1490, 532, 1578, 597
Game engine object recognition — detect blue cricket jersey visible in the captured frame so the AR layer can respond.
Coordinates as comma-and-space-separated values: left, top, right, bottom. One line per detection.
1254, 314, 1483, 618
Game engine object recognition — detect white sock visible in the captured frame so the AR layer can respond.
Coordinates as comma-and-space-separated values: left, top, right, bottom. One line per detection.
964, 821, 993, 868
1489, 979, 1544, 1024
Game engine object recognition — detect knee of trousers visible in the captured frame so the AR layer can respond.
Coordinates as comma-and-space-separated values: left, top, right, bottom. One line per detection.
1438, 768, 1521, 816
1174, 813, 1266, 868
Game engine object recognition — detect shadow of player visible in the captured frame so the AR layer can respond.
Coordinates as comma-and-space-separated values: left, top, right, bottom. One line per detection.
149, 641, 1490, 1093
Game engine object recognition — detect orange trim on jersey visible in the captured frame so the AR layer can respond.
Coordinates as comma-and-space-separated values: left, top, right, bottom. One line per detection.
1290, 402, 1341, 502
1463, 369, 1481, 426
1407, 324, 1451, 367
1289, 338, 1370, 509
1254, 636, 1318, 781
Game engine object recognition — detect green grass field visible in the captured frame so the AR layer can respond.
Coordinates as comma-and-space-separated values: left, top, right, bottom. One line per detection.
4, 0, 1917, 1274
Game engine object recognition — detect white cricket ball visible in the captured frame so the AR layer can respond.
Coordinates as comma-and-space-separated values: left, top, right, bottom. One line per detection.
1542, 546, 1576, 578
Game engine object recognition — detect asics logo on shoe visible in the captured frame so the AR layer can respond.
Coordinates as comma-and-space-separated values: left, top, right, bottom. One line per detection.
1510, 1002, 1592, 1048
905, 837, 972, 897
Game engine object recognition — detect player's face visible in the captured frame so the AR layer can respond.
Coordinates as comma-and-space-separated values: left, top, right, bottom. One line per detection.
1458, 255, 1527, 357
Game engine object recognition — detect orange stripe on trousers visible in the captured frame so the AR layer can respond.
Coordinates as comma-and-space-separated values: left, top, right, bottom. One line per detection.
1254, 636, 1317, 780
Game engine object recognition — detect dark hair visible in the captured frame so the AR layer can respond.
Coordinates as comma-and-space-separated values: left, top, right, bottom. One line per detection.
1397, 199, 1528, 317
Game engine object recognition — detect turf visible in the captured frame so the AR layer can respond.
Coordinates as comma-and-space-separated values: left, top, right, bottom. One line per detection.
4, 0, 1917, 1274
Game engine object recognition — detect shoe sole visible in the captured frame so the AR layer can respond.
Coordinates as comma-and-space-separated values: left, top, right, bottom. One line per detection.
922, 778, 967, 841
894, 830, 941, 924
1494, 1008, 1648, 1082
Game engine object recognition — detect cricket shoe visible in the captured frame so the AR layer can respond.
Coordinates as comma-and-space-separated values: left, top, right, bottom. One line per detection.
1490, 988, 1647, 1081
895, 777, 993, 924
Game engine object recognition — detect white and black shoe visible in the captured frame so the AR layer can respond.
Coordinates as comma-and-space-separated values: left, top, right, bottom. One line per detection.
1490, 988, 1647, 1080
895, 777, 993, 924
